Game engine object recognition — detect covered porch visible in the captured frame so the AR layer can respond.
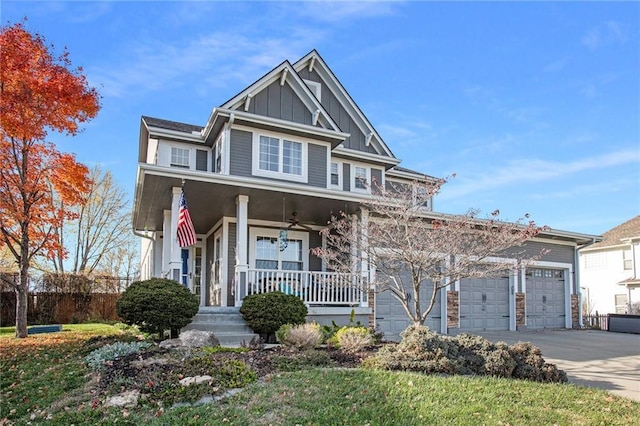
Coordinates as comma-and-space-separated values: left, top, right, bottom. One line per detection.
134, 165, 369, 310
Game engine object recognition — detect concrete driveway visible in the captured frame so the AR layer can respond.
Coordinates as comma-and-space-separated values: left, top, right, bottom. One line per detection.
470, 329, 639, 401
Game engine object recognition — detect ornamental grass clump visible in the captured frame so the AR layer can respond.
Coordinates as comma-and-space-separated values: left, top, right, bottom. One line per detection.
277, 323, 323, 350
85, 341, 152, 371
333, 326, 373, 353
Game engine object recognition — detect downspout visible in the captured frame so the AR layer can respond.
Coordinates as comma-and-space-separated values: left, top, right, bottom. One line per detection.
575, 238, 599, 328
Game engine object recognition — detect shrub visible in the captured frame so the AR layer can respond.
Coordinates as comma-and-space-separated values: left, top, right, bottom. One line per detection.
365, 325, 567, 383
116, 278, 199, 339
240, 291, 307, 341
334, 326, 373, 353
278, 323, 323, 350
85, 341, 152, 371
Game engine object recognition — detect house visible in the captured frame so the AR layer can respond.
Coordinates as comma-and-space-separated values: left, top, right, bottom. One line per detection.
579, 216, 640, 315
133, 50, 601, 341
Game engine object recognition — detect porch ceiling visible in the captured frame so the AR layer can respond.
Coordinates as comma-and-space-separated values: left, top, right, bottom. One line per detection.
134, 172, 362, 234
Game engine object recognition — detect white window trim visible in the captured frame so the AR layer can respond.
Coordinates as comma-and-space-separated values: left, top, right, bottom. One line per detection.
170, 146, 191, 169
248, 227, 309, 271
251, 130, 308, 183
330, 160, 342, 190
351, 163, 370, 193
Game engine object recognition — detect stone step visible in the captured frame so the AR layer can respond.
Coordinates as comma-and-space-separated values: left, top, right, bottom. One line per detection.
191, 313, 247, 324
184, 322, 253, 334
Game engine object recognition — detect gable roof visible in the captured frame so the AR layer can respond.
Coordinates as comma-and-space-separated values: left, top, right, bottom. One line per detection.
293, 50, 396, 160
589, 215, 640, 249
220, 60, 340, 133
142, 116, 203, 134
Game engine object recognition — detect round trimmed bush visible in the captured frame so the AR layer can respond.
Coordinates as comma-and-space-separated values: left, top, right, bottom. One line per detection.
240, 291, 307, 341
116, 278, 199, 339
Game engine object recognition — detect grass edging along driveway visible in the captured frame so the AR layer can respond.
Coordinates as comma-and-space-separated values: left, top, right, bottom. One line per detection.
1, 324, 639, 425
471, 329, 640, 401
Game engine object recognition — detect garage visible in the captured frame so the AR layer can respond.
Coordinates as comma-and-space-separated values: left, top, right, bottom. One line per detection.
375, 278, 441, 341
459, 276, 510, 331
526, 268, 566, 328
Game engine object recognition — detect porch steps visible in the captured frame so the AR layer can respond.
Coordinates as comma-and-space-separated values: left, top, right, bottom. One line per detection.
182, 307, 258, 346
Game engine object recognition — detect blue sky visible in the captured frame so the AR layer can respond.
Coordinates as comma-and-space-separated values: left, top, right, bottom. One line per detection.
4, 1, 639, 235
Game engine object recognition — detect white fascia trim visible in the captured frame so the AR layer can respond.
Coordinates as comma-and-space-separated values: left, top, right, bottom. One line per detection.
216, 108, 350, 142
147, 126, 205, 143
138, 163, 372, 204
333, 146, 401, 166
386, 169, 439, 182
539, 228, 602, 244
293, 53, 394, 158
529, 237, 578, 247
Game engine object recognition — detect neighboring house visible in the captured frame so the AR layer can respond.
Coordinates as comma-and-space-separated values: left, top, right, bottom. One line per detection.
579, 216, 640, 315
133, 50, 600, 340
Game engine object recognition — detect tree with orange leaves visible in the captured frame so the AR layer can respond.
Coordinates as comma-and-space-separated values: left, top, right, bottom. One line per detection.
0, 22, 100, 337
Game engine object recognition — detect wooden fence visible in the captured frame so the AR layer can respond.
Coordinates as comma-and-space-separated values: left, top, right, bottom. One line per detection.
1, 292, 120, 326
583, 313, 608, 330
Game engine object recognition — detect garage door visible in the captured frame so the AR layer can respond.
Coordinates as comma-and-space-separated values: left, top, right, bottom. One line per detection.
375, 278, 441, 341
526, 268, 566, 328
459, 276, 510, 331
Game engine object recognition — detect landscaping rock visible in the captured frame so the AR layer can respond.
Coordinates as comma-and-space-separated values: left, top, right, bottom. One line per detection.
105, 390, 139, 408
159, 330, 220, 349
179, 375, 213, 386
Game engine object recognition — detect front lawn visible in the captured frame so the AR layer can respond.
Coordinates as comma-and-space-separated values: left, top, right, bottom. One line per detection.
1, 325, 638, 425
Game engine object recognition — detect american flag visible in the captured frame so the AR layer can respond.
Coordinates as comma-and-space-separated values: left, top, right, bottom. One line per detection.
177, 189, 197, 248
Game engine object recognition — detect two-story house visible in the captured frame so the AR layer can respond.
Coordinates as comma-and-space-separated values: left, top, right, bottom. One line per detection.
133, 50, 600, 341
579, 216, 640, 315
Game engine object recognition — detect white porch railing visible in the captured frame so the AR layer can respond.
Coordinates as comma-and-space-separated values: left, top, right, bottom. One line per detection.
236, 269, 368, 307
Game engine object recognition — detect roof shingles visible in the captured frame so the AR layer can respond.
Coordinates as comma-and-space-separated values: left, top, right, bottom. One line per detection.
590, 215, 640, 249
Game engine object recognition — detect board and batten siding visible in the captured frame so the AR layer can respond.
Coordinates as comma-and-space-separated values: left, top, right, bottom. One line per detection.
307, 144, 327, 188
298, 68, 377, 155
245, 80, 312, 125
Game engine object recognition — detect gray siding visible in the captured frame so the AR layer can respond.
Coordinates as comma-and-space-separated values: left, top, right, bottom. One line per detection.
229, 129, 252, 177
246, 80, 312, 125
342, 163, 350, 192
196, 149, 208, 171
299, 69, 377, 154
308, 144, 327, 188
309, 230, 323, 271
523, 241, 576, 266
227, 223, 237, 307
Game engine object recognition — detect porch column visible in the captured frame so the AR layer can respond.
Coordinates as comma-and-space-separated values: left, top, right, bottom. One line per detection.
162, 210, 172, 277
235, 195, 249, 306
360, 209, 370, 307
169, 187, 182, 282
508, 267, 517, 331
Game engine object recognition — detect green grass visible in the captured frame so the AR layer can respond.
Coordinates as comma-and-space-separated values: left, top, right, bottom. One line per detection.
1, 326, 639, 425
0, 323, 118, 337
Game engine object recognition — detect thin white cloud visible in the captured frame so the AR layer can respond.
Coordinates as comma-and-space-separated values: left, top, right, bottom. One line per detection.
542, 57, 569, 73
438, 148, 640, 200
88, 31, 321, 98
582, 21, 628, 50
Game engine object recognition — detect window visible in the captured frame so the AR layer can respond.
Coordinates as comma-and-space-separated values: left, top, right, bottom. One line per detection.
283, 140, 302, 175
253, 132, 307, 182
330, 162, 341, 187
259, 136, 279, 172
171, 147, 190, 168
354, 166, 368, 190
250, 228, 308, 271
623, 249, 633, 270
213, 135, 223, 173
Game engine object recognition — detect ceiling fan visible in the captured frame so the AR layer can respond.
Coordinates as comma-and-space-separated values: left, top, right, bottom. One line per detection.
287, 212, 313, 231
